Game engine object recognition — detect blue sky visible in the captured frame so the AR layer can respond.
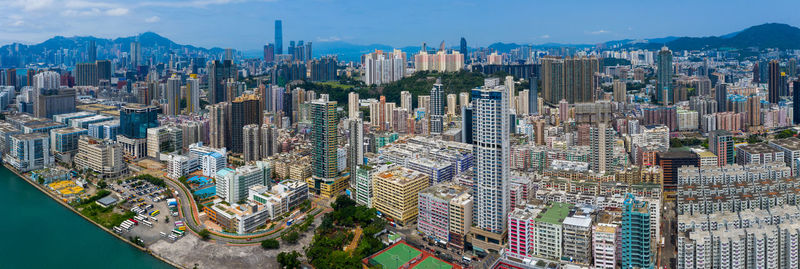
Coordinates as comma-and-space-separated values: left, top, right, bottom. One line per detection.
1, 0, 800, 50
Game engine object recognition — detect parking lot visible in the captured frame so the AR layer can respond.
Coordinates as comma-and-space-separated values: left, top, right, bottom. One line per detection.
108, 178, 185, 246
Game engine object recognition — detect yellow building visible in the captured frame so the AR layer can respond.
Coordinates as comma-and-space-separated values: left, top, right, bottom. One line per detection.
372, 166, 429, 226
306, 174, 349, 198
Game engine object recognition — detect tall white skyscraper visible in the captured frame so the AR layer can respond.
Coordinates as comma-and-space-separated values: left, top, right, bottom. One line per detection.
400, 91, 413, 112
348, 91, 360, 119
590, 123, 615, 174
472, 83, 510, 234
348, 118, 364, 186
33, 71, 61, 90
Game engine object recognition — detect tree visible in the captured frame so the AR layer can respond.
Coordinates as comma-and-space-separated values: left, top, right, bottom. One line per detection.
97, 180, 108, 189
199, 229, 211, 240
277, 251, 301, 269
261, 239, 280, 249
283, 231, 300, 244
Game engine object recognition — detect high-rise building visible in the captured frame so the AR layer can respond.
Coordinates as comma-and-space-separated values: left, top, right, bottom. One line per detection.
471, 83, 509, 235
794, 81, 800, 124
430, 80, 444, 133
274, 20, 283, 55
242, 124, 260, 162
74, 135, 126, 178
769, 60, 780, 104
263, 43, 275, 63
5, 133, 52, 172
348, 92, 359, 119
529, 76, 538, 115
75, 62, 97, 86
309, 57, 337, 82
656, 151, 698, 193
33, 71, 60, 90
715, 83, 727, 112
417, 183, 472, 249
590, 123, 615, 174
415, 50, 464, 72
657, 46, 673, 105
372, 166, 430, 226
311, 96, 338, 179
130, 41, 142, 67
400, 91, 413, 112
230, 94, 261, 154
592, 222, 619, 269
87, 40, 96, 62
540, 56, 598, 104
208, 102, 229, 149
447, 94, 458, 116
216, 165, 269, 204
96, 60, 111, 83
166, 75, 181, 116
362, 50, 406, 86
709, 130, 734, 166
347, 118, 364, 185
185, 75, 200, 114
207, 60, 237, 104
613, 79, 626, 103
460, 37, 468, 64
34, 88, 76, 119
621, 194, 652, 269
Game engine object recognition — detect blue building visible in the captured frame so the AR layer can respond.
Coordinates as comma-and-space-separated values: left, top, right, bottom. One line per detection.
50, 127, 88, 153
88, 120, 120, 141
622, 194, 653, 269
119, 104, 158, 139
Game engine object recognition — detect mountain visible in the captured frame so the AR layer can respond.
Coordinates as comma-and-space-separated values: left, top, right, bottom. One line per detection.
0, 32, 224, 58
663, 23, 800, 50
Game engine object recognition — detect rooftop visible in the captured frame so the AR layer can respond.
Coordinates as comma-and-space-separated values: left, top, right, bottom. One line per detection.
535, 202, 572, 225
738, 142, 780, 154
770, 137, 800, 151
52, 126, 88, 135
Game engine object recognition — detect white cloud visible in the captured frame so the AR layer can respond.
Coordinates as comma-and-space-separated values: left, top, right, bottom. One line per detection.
10, 20, 24, 27
540, 34, 550, 39
105, 7, 128, 16
145, 16, 161, 23
590, 29, 610, 35
138, 0, 276, 8
317, 36, 341, 42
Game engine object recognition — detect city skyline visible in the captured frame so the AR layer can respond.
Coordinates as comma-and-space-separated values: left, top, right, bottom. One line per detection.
3, 0, 800, 51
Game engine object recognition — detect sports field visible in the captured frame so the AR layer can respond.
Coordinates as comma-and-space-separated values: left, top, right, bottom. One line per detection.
414, 256, 453, 269
369, 242, 421, 268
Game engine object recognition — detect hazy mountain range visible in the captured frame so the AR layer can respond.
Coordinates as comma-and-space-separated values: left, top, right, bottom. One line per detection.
3, 23, 799, 63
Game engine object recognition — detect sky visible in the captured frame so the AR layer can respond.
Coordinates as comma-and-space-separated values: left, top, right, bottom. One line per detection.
2, 0, 800, 50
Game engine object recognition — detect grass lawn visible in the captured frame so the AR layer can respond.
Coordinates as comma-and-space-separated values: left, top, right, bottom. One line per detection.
317, 81, 354, 90
77, 203, 135, 229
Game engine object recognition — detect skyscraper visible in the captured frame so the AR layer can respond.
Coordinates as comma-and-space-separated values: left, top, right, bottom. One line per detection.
185, 75, 200, 114
715, 83, 727, 112
96, 60, 111, 82
207, 60, 237, 104
430, 79, 444, 133
230, 94, 261, 154
621, 194, 652, 269
130, 41, 142, 67
657, 46, 673, 105
471, 83, 509, 235
460, 37, 467, 64
529, 76, 538, 115
275, 20, 283, 55
769, 60, 780, 104
613, 79, 626, 103
75, 62, 97, 86
87, 40, 96, 62
311, 95, 338, 179
348, 92, 359, 119
794, 81, 800, 124
208, 102, 230, 149
348, 118, 364, 186
590, 123, 615, 174
166, 75, 182, 116
263, 43, 275, 63
400, 91, 413, 112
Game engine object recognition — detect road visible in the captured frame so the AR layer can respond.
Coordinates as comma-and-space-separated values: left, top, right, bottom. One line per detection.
130, 164, 331, 244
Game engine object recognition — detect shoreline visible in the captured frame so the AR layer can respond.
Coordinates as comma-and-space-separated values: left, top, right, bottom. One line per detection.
4, 164, 184, 269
